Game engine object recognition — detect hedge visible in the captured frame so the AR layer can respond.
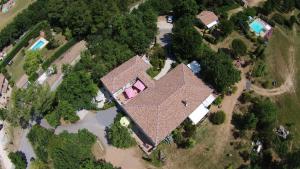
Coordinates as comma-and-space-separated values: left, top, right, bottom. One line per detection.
42, 38, 77, 70
0, 21, 49, 69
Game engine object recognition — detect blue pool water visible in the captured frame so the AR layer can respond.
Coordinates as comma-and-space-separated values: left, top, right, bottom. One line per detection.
31, 40, 45, 50
249, 20, 265, 34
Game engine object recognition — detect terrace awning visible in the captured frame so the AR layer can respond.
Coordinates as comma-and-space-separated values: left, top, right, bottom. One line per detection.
124, 87, 137, 99
189, 104, 209, 125
133, 80, 146, 91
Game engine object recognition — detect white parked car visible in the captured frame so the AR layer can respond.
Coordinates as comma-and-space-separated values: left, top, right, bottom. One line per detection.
167, 16, 173, 23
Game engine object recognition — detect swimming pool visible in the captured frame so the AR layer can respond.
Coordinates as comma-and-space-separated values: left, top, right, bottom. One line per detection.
249, 20, 265, 34
29, 38, 49, 51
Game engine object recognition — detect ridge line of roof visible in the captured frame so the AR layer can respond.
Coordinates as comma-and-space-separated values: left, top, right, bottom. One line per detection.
112, 56, 139, 91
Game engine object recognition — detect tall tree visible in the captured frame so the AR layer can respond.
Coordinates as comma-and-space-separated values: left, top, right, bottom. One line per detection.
56, 71, 97, 110
172, 16, 203, 61
173, 0, 199, 18
7, 84, 54, 127
200, 52, 241, 92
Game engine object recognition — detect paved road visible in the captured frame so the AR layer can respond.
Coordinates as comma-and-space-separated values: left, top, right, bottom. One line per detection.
18, 129, 36, 169
156, 16, 173, 47
154, 16, 175, 80
55, 107, 118, 146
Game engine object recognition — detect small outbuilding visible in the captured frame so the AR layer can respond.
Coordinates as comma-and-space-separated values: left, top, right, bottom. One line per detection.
197, 11, 219, 29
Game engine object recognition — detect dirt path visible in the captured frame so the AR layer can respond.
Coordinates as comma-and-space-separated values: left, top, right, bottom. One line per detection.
251, 27, 297, 96
227, 7, 243, 18
247, 0, 267, 7
209, 68, 247, 162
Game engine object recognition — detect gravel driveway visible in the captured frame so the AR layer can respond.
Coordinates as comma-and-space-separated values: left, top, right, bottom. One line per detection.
157, 16, 173, 47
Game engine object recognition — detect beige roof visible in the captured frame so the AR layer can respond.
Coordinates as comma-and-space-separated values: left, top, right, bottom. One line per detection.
123, 64, 213, 145
197, 11, 218, 26
101, 56, 152, 93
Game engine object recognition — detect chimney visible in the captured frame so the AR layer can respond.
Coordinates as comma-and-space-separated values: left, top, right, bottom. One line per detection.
182, 100, 188, 107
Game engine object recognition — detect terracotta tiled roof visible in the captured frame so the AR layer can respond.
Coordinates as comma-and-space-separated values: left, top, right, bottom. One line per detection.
101, 56, 152, 93
197, 11, 218, 26
123, 64, 213, 145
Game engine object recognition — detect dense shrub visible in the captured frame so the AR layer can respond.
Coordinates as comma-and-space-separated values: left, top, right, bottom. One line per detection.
8, 151, 27, 169
231, 39, 247, 57
107, 115, 135, 148
27, 125, 54, 162
210, 111, 226, 125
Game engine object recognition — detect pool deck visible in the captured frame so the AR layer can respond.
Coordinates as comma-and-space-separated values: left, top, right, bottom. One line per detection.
249, 18, 272, 38
29, 37, 49, 51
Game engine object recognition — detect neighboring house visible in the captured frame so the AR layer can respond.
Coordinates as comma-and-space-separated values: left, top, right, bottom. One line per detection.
101, 56, 215, 153
0, 74, 8, 96
1, 0, 15, 13
241, 0, 249, 7
0, 74, 10, 108
197, 11, 219, 29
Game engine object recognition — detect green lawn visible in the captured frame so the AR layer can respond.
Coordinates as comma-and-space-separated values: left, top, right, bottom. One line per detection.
6, 49, 26, 82
275, 25, 300, 148
0, 0, 35, 31
264, 26, 293, 85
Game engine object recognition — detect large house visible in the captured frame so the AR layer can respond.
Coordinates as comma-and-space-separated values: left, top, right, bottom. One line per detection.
197, 11, 219, 29
101, 56, 215, 152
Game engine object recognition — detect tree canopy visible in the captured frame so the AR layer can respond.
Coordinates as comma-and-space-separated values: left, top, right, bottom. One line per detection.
9, 151, 27, 169
7, 84, 54, 127
200, 52, 241, 92
172, 16, 203, 62
56, 71, 97, 110
232, 39, 247, 56
23, 51, 43, 77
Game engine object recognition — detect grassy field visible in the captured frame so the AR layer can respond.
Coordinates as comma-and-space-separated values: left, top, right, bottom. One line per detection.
264, 26, 293, 85
275, 25, 300, 147
162, 121, 244, 169
0, 0, 34, 31
6, 49, 26, 82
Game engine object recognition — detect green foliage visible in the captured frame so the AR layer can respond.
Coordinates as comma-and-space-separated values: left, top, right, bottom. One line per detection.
42, 38, 77, 70
30, 159, 49, 169
232, 112, 258, 130
48, 129, 96, 169
232, 39, 247, 56
173, 0, 198, 18
200, 52, 241, 92
23, 51, 43, 77
56, 71, 98, 110
45, 111, 61, 127
28, 126, 113, 169
172, 16, 203, 62
7, 84, 54, 127
252, 99, 277, 130
8, 151, 27, 169
219, 19, 234, 37
79, 159, 117, 169
149, 45, 165, 69
210, 111, 226, 125
107, 114, 135, 148
101, 101, 116, 110
213, 96, 223, 106
27, 125, 54, 162
172, 120, 197, 148
252, 62, 266, 77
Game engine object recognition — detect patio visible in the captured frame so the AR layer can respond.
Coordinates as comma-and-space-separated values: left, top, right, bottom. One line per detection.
114, 79, 147, 105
